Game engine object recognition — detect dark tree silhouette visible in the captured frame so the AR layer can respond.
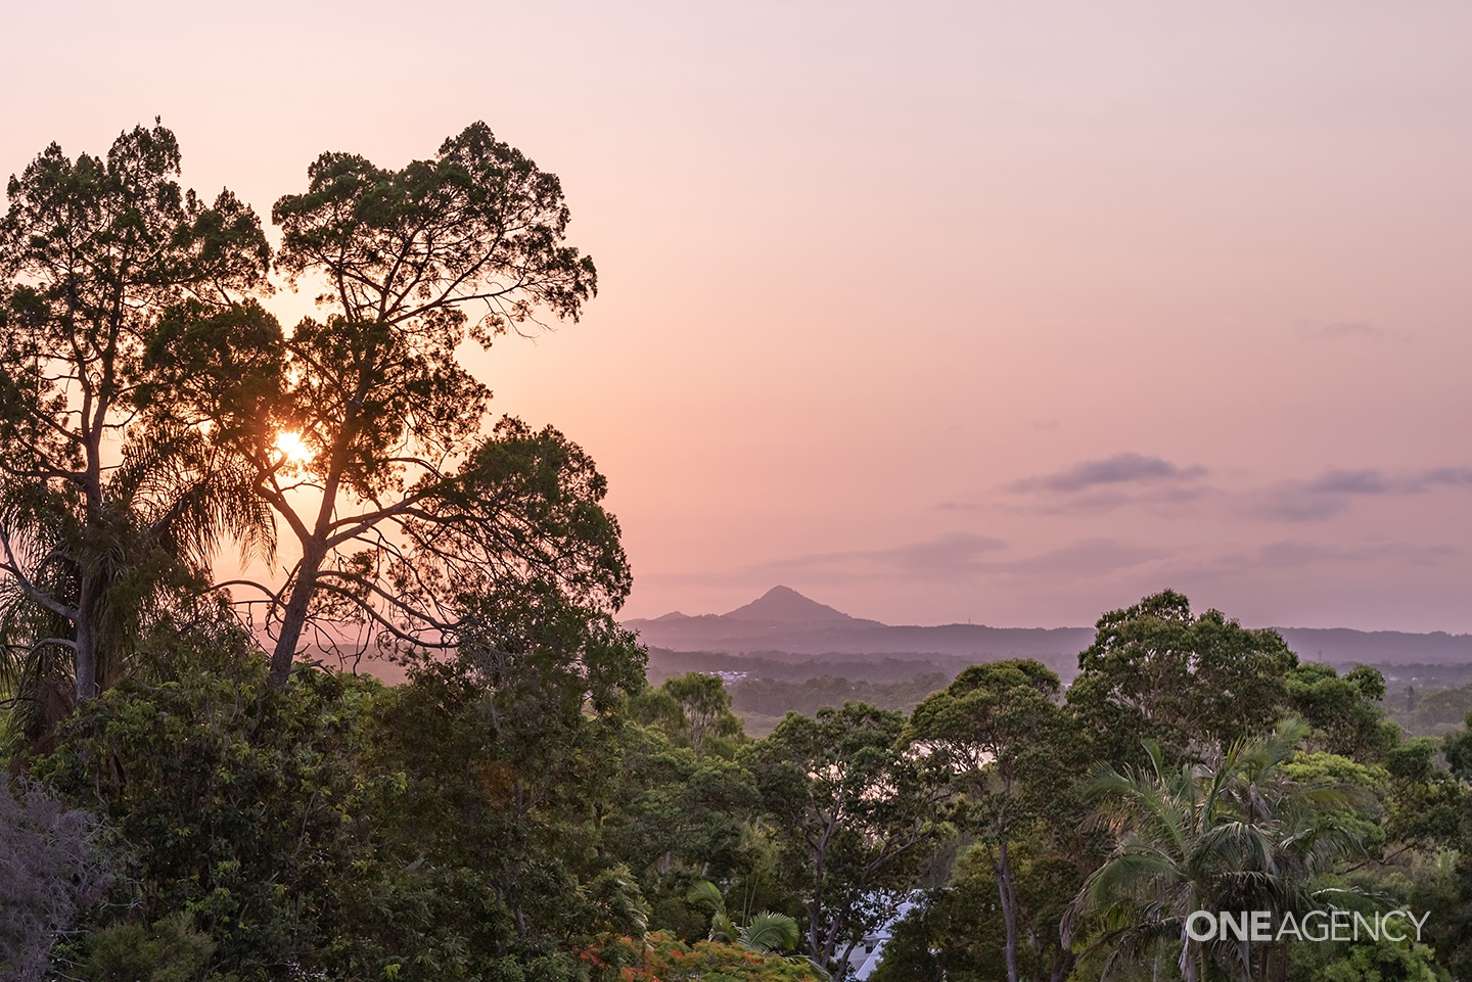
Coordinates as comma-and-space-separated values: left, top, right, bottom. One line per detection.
0, 123, 271, 706
147, 122, 622, 687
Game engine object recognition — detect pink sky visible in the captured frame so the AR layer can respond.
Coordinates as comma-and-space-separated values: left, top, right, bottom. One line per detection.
6, 1, 1472, 631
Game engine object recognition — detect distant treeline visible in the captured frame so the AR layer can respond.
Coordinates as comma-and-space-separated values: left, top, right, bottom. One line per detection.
729, 673, 953, 719
647, 647, 988, 684
728, 673, 953, 737
654, 647, 1472, 739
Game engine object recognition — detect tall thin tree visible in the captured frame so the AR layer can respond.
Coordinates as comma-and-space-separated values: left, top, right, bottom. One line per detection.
0, 123, 271, 706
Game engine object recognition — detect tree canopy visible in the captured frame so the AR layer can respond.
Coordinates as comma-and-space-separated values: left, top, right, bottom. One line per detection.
142, 122, 617, 688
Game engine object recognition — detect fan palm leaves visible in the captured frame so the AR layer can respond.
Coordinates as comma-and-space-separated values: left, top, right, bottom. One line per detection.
113, 422, 277, 576
740, 911, 802, 955
686, 879, 801, 955
0, 422, 274, 740
687, 880, 738, 943
1068, 720, 1372, 981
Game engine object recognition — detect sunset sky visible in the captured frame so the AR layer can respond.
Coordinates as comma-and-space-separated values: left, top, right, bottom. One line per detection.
6, 1, 1471, 631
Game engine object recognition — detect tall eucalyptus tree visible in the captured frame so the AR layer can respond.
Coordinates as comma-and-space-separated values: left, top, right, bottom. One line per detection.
148, 123, 623, 687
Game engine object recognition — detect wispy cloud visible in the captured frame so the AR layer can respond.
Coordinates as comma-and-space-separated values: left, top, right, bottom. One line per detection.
1301, 321, 1411, 344
1255, 467, 1472, 522
1015, 484, 1215, 516
1007, 452, 1207, 494
1168, 538, 1459, 582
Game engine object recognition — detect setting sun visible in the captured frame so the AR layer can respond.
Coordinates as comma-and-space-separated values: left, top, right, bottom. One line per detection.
273, 429, 313, 465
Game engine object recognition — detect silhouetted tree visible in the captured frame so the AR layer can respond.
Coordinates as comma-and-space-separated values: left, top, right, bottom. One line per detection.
146, 122, 620, 687
0, 122, 271, 706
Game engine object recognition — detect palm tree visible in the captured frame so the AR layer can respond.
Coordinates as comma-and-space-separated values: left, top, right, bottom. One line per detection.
1066, 720, 1367, 981
687, 879, 807, 957
740, 911, 803, 955
1, 423, 272, 741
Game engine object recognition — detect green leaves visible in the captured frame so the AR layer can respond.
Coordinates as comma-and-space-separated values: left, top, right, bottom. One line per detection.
1287, 662, 1398, 760
652, 673, 744, 756
34, 627, 654, 979
1069, 590, 1301, 762
739, 911, 801, 954
583, 865, 652, 938
1446, 714, 1472, 780
745, 703, 943, 968
1070, 718, 1382, 980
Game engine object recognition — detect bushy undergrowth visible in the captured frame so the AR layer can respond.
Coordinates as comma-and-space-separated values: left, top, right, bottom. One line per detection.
24, 645, 639, 980
580, 931, 826, 981
0, 780, 114, 981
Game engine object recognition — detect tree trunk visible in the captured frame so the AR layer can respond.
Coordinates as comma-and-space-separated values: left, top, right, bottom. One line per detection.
73, 574, 101, 702
1271, 941, 1289, 982
268, 547, 323, 688
73, 618, 97, 703
996, 840, 1021, 982
1179, 932, 1199, 982
806, 899, 825, 966
75, 423, 105, 702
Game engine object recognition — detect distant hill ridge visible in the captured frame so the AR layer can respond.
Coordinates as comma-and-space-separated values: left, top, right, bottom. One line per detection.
624, 586, 1472, 667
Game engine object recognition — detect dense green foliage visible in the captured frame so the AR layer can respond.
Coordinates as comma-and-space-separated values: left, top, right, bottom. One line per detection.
33, 641, 618, 978
727, 673, 951, 735
872, 598, 1472, 982
580, 931, 824, 980
9, 593, 1472, 980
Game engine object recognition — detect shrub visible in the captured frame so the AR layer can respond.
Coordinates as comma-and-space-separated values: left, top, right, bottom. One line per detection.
33, 656, 524, 979
0, 780, 114, 981
581, 931, 825, 980
78, 911, 218, 982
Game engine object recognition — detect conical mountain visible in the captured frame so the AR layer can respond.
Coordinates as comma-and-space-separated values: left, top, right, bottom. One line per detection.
721, 585, 855, 623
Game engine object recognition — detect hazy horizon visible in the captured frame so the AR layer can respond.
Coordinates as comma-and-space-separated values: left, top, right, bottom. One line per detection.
8, 1, 1472, 632
627, 583, 1472, 635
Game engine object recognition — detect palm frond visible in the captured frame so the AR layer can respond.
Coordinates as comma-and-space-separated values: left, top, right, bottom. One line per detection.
738, 911, 799, 954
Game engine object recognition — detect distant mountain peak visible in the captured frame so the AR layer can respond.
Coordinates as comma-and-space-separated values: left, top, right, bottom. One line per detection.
722, 585, 855, 623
